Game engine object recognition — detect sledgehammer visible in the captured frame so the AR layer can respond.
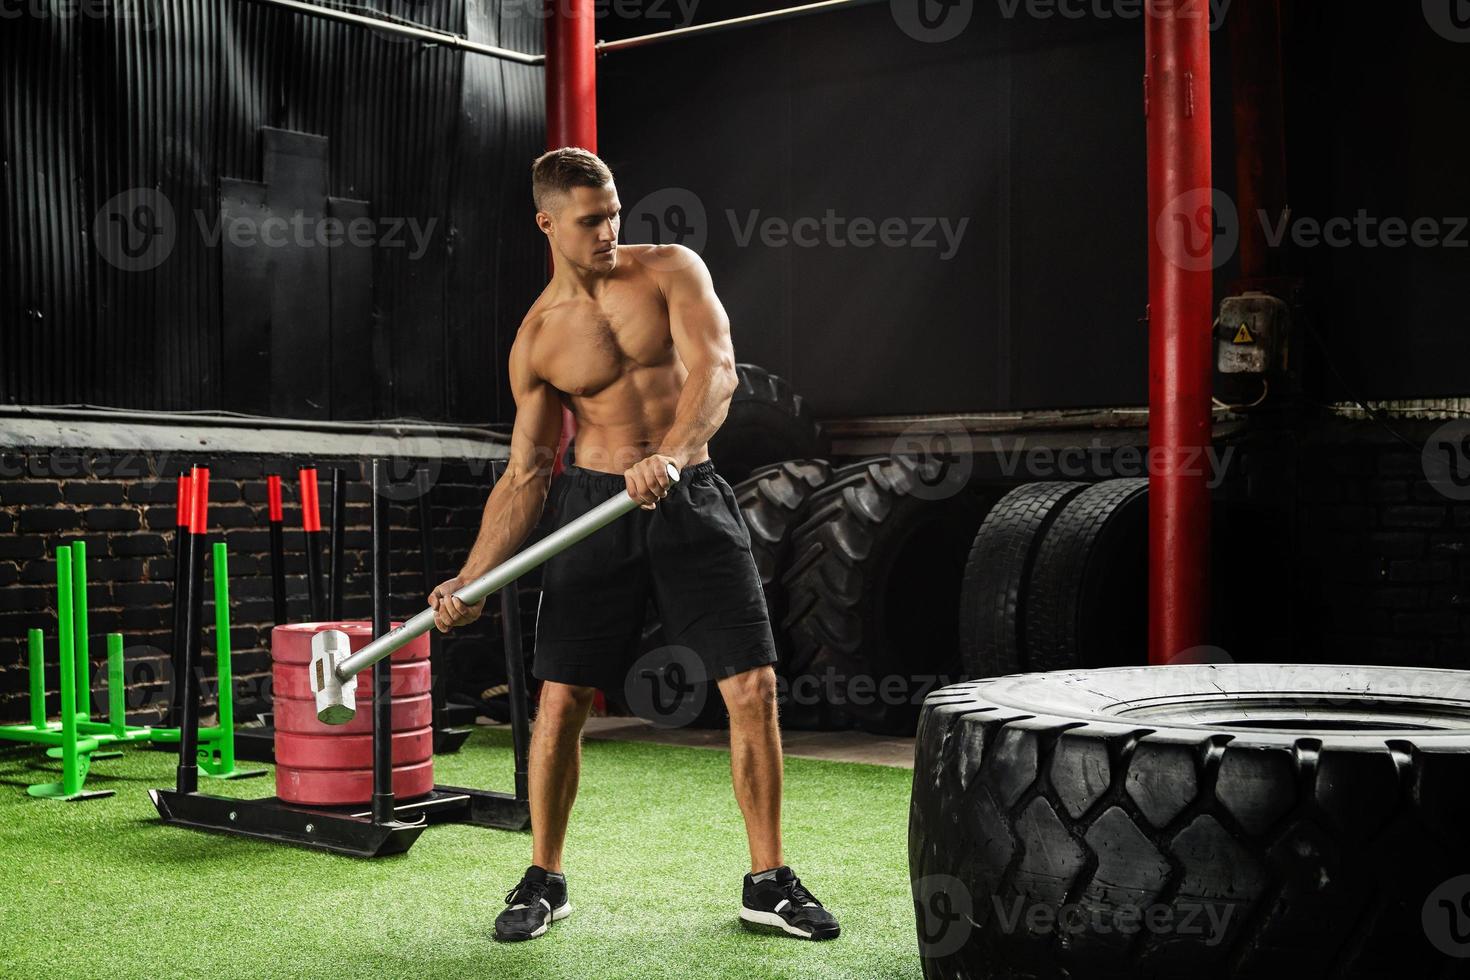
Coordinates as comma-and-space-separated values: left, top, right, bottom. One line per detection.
309, 462, 681, 724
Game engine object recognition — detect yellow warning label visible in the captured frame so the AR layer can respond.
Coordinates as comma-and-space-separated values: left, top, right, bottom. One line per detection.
1232, 323, 1256, 345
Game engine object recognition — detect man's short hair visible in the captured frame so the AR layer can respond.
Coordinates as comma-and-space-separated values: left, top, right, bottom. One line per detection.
532, 147, 614, 213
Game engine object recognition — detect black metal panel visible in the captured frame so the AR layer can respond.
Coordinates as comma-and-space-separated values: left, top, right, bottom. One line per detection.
263, 129, 333, 418
220, 178, 272, 415
1, 0, 545, 423
328, 196, 377, 420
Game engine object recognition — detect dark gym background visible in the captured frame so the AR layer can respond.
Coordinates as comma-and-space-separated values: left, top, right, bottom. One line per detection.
2, 1, 1468, 725
5, 2, 1466, 421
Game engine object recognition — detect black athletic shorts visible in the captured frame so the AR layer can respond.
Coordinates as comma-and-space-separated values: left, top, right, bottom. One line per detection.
532, 459, 779, 692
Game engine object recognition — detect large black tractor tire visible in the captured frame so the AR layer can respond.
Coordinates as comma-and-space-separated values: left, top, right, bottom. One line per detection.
909, 665, 1470, 980
733, 460, 835, 729
1025, 478, 1149, 673
958, 482, 1089, 679
780, 455, 987, 735
708, 364, 829, 485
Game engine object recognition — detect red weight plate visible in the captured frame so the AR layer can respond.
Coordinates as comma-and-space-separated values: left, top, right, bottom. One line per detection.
270, 621, 429, 665
274, 727, 433, 770
276, 758, 435, 806
270, 659, 431, 700
272, 692, 433, 736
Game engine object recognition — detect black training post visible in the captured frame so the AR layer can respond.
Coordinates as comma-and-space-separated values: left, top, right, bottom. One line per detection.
500, 582, 531, 802
176, 466, 209, 795
415, 467, 447, 731
169, 472, 192, 727
300, 467, 325, 621
370, 459, 396, 824
328, 467, 346, 620
267, 473, 287, 625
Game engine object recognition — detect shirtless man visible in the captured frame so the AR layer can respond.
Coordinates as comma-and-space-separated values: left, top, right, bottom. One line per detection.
428, 148, 840, 944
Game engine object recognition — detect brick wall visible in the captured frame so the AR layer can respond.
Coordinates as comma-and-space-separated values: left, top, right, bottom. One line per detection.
0, 449, 534, 725
1292, 421, 1470, 667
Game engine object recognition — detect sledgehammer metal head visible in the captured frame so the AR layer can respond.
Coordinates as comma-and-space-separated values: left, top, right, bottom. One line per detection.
309, 629, 358, 724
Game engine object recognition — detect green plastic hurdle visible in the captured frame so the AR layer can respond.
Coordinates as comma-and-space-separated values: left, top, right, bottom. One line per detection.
0, 540, 263, 800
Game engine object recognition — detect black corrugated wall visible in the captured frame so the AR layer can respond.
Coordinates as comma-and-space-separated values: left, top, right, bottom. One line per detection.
1, 0, 545, 424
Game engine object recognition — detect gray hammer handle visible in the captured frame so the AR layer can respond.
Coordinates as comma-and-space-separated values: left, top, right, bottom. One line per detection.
332, 462, 679, 681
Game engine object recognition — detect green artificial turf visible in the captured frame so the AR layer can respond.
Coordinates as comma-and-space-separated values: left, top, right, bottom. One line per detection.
0, 727, 921, 980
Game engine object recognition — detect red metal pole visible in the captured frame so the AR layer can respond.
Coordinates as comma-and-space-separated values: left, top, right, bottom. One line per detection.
545, 0, 598, 478
1146, 0, 1213, 665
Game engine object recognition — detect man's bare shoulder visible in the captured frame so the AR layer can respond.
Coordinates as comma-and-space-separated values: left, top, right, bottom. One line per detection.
619, 244, 708, 284
509, 303, 553, 379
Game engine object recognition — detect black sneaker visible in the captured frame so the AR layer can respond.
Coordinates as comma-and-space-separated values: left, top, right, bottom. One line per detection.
494, 865, 571, 941
740, 866, 840, 940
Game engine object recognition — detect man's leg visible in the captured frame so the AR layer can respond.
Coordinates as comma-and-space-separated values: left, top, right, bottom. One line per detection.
719, 665, 784, 873
529, 681, 598, 873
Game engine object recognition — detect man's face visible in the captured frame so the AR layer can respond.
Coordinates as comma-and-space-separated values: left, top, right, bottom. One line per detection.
541, 182, 621, 272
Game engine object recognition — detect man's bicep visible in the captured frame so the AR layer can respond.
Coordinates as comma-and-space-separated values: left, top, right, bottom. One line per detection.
506, 338, 564, 483
664, 251, 736, 372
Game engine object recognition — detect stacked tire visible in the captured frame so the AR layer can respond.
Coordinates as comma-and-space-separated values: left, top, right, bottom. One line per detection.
959, 479, 1149, 680
780, 455, 987, 734
271, 622, 435, 805
708, 363, 829, 485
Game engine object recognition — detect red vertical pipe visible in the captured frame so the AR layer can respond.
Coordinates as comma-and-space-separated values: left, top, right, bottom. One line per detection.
545, 0, 597, 478
1146, 1, 1213, 665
